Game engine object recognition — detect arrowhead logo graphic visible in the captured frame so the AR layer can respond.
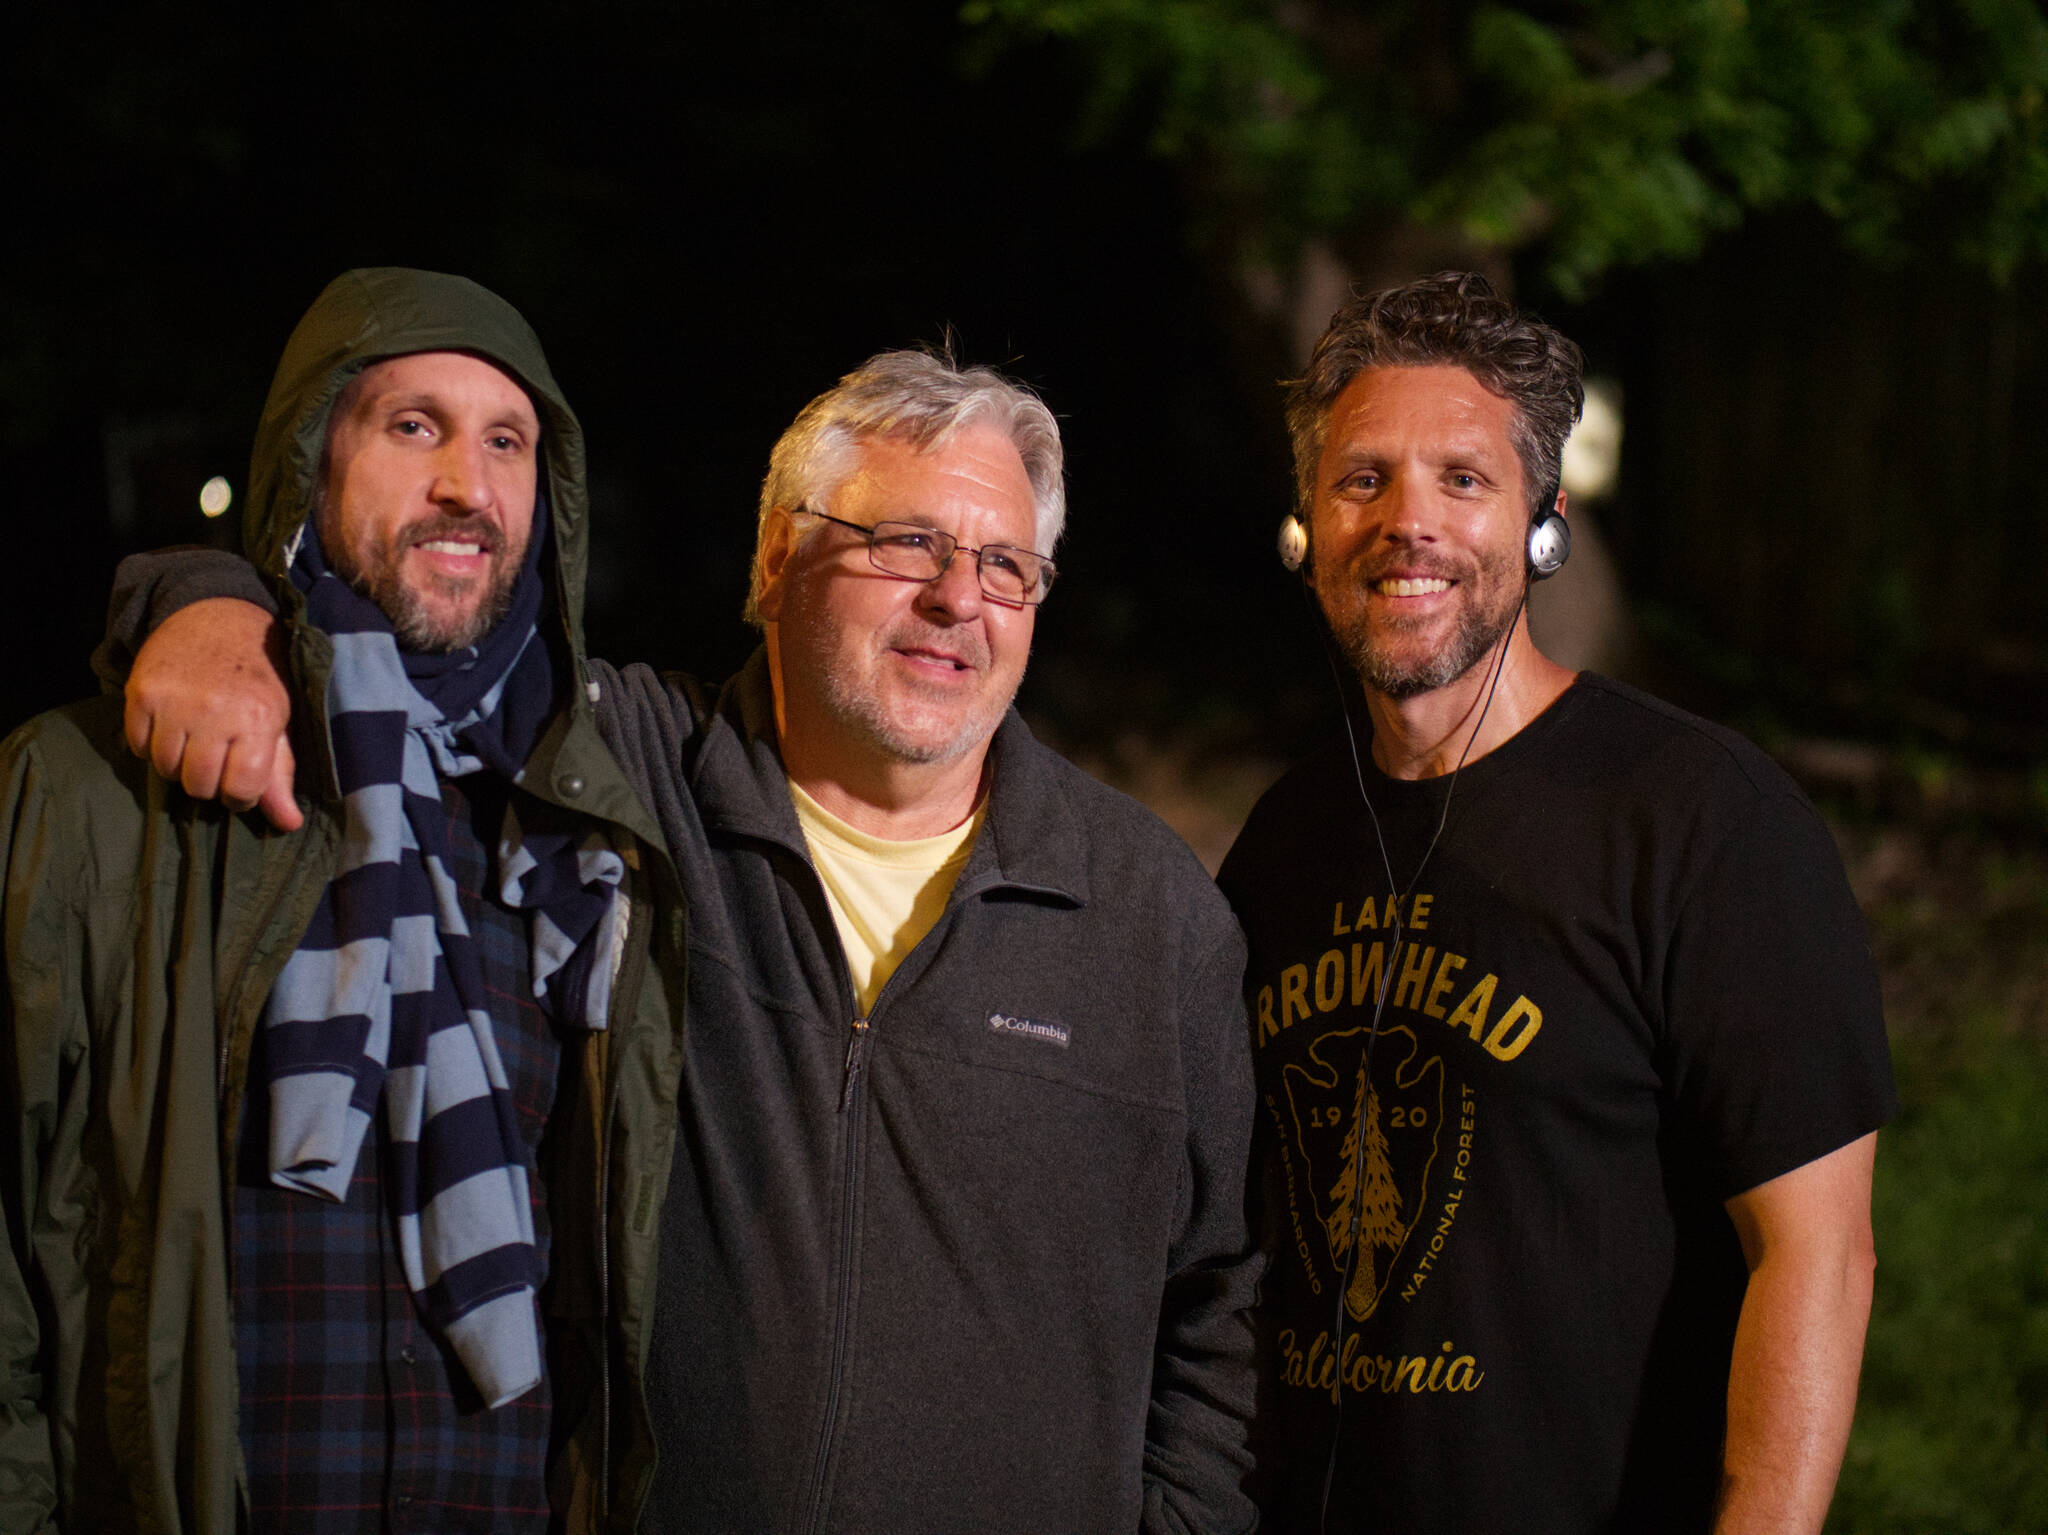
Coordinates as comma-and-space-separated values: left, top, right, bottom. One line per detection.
1282, 1024, 1445, 1322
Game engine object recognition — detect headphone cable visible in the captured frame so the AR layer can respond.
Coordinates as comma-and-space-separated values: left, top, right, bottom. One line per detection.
1308, 577, 1529, 1533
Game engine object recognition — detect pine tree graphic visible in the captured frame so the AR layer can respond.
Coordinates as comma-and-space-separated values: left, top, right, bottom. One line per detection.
1323, 1064, 1407, 1321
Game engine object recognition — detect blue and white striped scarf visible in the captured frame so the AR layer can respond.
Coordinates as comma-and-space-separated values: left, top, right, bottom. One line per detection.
260, 523, 624, 1408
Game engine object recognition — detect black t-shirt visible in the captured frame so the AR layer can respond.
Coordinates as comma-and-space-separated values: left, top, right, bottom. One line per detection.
1216, 674, 1896, 1535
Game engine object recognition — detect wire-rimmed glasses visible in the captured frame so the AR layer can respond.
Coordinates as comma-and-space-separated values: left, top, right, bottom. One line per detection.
797, 506, 1057, 606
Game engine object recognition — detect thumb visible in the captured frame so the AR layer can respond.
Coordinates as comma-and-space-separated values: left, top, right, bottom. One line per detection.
258, 736, 304, 832
124, 683, 155, 760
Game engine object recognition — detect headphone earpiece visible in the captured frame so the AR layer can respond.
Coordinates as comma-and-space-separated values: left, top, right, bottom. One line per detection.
1282, 497, 1566, 579
1527, 513, 1570, 579
1277, 515, 1309, 573
1526, 482, 1569, 580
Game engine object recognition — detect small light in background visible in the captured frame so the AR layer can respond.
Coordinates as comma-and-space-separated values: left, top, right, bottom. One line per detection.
198, 475, 233, 518
1561, 378, 1623, 502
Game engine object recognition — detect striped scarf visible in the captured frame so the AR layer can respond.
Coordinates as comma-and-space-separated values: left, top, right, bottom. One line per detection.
260, 521, 623, 1408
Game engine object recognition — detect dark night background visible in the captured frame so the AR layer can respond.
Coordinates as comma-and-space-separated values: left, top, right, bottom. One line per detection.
4, 1, 1310, 755
6, 6, 2048, 1524
10, 1, 2046, 809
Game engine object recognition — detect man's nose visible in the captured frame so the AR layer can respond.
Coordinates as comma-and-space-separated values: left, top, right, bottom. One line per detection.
1377, 477, 1434, 543
913, 549, 985, 622
430, 439, 495, 512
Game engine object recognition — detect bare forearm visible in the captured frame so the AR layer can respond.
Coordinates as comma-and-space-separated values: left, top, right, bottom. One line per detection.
1714, 1163, 1878, 1533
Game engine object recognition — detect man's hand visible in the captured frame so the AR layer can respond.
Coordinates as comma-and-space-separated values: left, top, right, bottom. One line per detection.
1714, 1132, 1880, 1535
124, 597, 302, 831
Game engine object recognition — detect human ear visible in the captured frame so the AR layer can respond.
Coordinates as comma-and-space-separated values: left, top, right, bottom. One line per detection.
755, 507, 798, 623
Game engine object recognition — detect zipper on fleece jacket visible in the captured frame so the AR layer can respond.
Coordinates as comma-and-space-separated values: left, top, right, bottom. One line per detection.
794, 834, 992, 1534
801, 1005, 867, 1535
838, 1017, 872, 1112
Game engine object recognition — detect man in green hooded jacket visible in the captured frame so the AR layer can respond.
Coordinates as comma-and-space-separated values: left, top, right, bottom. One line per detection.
0, 269, 686, 1534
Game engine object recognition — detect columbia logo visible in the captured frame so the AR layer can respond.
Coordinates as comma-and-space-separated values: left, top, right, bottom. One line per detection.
988, 1012, 1070, 1049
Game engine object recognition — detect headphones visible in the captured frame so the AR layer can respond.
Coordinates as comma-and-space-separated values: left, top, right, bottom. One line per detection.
1283, 479, 1563, 1533
1277, 481, 1570, 580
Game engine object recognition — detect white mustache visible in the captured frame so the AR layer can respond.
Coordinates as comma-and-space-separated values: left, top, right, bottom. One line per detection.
882, 620, 989, 672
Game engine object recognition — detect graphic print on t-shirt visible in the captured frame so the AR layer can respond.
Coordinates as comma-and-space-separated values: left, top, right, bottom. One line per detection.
1283, 1024, 1443, 1322
1251, 894, 1549, 1402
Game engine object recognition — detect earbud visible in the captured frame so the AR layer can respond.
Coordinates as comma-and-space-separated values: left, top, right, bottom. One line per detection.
1277, 515, 1308, 573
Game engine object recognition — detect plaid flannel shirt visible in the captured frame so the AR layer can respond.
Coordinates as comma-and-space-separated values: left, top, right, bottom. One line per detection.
232, 774, 562, 1534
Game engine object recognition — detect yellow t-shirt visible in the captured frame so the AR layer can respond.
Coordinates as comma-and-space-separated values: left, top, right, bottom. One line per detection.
788, 780, 987, 1016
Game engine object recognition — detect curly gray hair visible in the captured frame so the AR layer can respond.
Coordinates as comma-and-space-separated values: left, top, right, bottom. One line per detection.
1286, 272, 1585, 521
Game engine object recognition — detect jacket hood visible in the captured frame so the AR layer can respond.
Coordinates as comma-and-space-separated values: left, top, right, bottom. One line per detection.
245, 267, 592, 656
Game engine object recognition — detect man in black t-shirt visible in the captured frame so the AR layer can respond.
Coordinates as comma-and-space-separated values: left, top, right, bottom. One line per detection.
1217, 273, 1895, 1534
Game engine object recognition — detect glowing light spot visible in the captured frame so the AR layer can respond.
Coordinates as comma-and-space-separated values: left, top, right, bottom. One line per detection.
1561, 379, 1622, 502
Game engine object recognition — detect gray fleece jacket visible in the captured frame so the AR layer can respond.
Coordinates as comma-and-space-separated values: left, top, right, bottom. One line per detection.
593, 651, 1260, 1535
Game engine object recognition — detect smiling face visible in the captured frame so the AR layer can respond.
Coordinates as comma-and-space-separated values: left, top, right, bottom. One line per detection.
317, 350, 540, 652
760, 424, 1039, 776
1309, 364, 1532, 701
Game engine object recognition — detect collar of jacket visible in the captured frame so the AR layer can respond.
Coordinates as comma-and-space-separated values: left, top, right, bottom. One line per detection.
692, 647, 1090, 911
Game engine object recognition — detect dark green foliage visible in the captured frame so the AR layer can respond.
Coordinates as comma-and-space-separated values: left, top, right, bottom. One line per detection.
1826, 828, 2048, 1531
1831, 1028, 2048, 1532
965, 0, 2048, 294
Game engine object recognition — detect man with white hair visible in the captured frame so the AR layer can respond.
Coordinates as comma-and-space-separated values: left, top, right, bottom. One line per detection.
108, 349, 1262, 1533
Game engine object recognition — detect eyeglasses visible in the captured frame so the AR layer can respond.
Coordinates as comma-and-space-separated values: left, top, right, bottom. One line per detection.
797, 507, 1057, 606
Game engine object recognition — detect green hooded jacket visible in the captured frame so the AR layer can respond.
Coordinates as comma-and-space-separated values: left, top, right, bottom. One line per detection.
0, 269, 687, 1533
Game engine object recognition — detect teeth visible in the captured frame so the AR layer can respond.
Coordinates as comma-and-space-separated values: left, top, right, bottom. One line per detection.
1375, 577, 1450, 597
418, 539, 484, 556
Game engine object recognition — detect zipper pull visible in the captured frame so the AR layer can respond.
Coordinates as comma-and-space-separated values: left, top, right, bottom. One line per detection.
839, 1017, 872, 1112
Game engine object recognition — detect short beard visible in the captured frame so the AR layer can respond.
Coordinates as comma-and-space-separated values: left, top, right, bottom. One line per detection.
357, 561, 521, 653
325, 514, 524, 653
777, 572, 1019, 768
1335, 556, 1524, 701
825, 683, 986, 766
820, 620, 1013, 766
